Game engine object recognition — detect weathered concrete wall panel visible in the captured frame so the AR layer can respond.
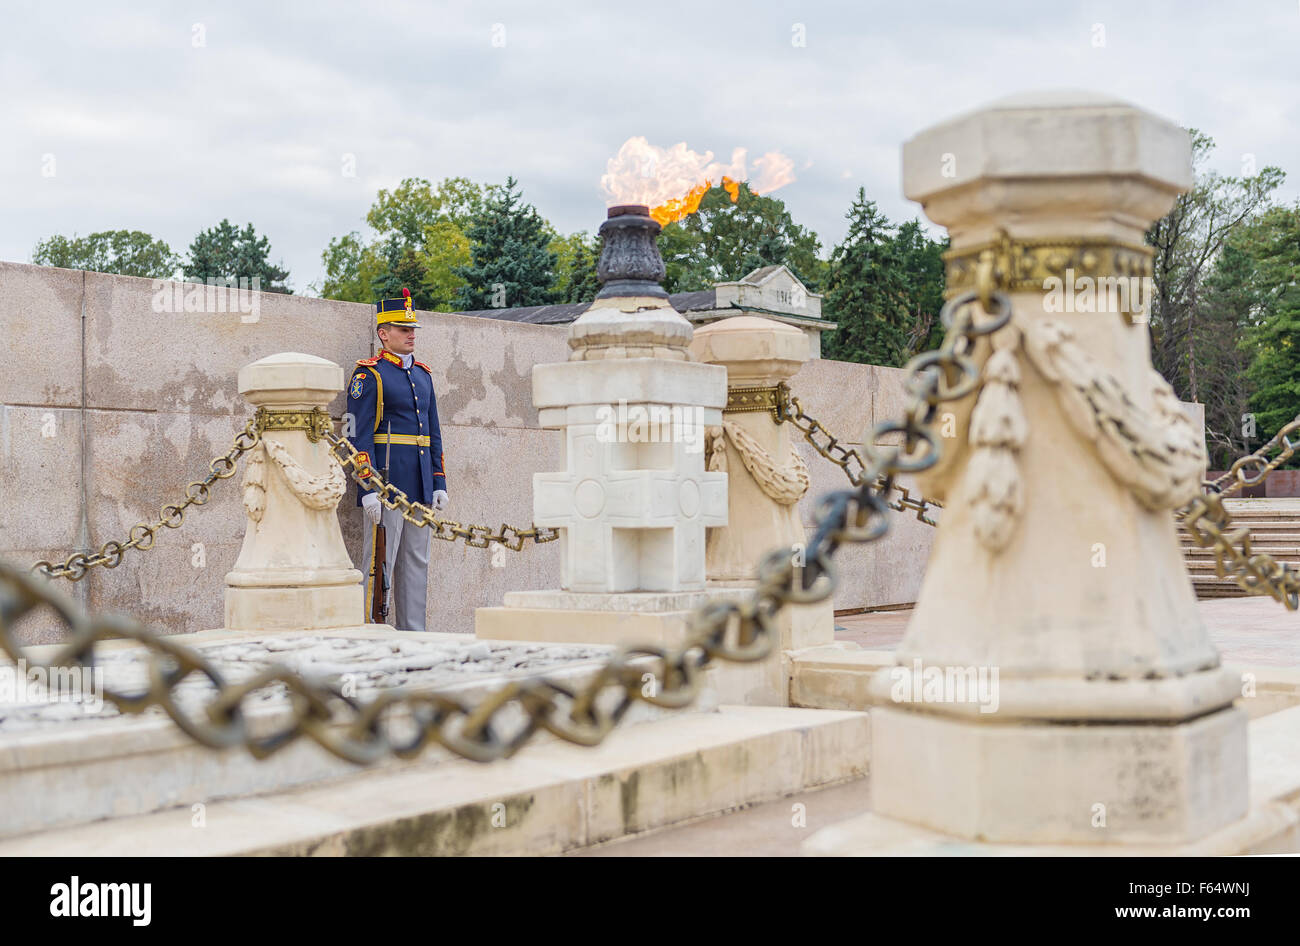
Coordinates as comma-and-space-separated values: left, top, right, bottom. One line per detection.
16, 262, 1190, 642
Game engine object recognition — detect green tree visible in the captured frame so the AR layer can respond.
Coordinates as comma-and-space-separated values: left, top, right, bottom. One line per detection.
822, 191, 910, 366
186, 219, 291, 293
454, 177, 558, 310
365, 176, 487, 247
1146, 132, 1283, 405
365, 178, 441, 247
32, 230, 179, 278
821, 191, 948, 368
550, 231, 601, 303
658, 220, 713, 294
1193, 237, 1268, 467
316, 232, 370, 302
1244, 205, 1300, 453
660, 183, 825, 290
317, 176, 491, 310
369, 236, 432, 309
893, 219, 949, 355
418, 220, 472, 309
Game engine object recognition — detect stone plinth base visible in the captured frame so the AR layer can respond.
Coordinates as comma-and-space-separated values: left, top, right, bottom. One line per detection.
868, 704, 1249, 844
475, 586, 835, 705
805, 703, 1300, 856
224, 582, 362, 631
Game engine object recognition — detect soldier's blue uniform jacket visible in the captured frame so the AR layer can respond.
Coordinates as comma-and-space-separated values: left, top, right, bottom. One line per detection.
346, 349, 446, 506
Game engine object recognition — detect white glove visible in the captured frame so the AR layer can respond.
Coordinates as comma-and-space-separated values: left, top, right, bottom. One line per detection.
432, 489, 449, 511
362, 492, 382, 525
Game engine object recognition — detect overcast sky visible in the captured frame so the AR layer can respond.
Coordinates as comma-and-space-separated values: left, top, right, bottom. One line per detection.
3, 0, 1297, 294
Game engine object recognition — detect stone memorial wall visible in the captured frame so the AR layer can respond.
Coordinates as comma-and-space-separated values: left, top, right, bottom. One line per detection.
0, 260, 953, 644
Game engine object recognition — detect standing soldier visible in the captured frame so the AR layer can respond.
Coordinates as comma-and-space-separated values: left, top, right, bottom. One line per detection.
347, 287, 448, 631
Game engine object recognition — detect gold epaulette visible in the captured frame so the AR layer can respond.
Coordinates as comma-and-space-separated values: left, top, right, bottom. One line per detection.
356, 355, 380, 367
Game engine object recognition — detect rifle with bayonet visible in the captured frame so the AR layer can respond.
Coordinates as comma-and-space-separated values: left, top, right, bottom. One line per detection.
368, 420, 392, 623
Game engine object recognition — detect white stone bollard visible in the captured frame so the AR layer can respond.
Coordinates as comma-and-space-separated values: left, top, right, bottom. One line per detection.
690, 316, 835, 666
224, 352, 363, 631
813, 91, 1248, 850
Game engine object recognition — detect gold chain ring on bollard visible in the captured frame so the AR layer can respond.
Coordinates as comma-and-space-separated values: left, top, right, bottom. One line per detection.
323, 427, 559, 551
0, 290, 1011, 765
32, 416, 263, 581
774, 382, 944, 526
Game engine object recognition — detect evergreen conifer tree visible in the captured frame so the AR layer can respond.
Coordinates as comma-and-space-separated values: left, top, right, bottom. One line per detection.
454, 177, 558, 309
822, 190, 910, 366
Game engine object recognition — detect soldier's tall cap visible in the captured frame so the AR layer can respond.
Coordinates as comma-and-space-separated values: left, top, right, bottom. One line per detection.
376, 287, 421, 328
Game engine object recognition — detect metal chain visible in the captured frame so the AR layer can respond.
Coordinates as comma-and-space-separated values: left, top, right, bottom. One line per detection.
0, 290, 1011, 766
1178, 412, 1300, 610
1204, 415, 1300, 497
1180, 492, 1300, 609
32, 417, 262, 582
323, 427, 559, 551
774, 382, 944, 526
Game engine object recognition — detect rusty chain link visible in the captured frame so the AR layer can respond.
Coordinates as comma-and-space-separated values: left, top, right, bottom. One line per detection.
32, 416, 262, 582
1204, 415, 1300, 498
323, 427, 559, 552
12, 288, 1290, 768
1180, 412, 1300, 609
31, 405, 558, 582
0, 290, 1012, 766
1180, 492, 1300, 610
774, 382, 944, 526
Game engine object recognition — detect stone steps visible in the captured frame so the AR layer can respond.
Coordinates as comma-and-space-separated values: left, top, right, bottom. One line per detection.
0, 706, 870, 856
1186, 545, 1300, 557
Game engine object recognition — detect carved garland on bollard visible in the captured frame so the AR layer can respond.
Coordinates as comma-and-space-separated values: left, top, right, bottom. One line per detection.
967, 316, 1207, 552
241, 438, 347, 524
1020, 320, 1205, 509
965, 326, 1027, 550
708, 420, 811, 506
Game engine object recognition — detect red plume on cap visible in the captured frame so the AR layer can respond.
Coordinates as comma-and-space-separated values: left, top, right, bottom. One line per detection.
401, 287, 410, 298
402, 286, 412, 311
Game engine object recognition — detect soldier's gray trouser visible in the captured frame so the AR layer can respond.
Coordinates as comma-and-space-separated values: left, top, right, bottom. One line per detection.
360, 503, 431, 632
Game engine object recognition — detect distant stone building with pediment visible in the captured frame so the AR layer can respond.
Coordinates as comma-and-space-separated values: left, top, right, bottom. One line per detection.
454, 264, 837, 357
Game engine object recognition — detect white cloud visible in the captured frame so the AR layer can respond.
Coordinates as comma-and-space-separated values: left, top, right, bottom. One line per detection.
2, 0, 1297, 293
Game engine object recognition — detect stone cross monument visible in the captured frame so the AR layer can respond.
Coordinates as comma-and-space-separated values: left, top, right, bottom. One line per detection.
475, 206, 731, 648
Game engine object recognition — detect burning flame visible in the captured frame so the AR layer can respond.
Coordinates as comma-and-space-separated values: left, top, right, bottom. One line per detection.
647, 177, 739, 226
601, 137, 797, 226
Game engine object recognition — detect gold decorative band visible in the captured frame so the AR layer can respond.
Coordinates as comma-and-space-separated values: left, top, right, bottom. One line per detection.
374, 432, 431, 447
944, 230, 1154, 299
255, 407, 332, 443
725, 384, 785, 422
